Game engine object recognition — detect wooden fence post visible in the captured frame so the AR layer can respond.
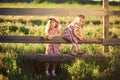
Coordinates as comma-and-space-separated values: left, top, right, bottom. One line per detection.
103, 0, 109, 53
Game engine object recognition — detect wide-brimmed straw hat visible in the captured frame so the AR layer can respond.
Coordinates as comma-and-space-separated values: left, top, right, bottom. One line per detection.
48, 16, 59, 22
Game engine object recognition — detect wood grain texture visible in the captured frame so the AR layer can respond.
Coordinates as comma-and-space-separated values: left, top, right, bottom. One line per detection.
103, 0, 109, 53
0, 36, 103, 44
0, 8, 107, 16
18, 54, 104, 62
0, 8, 119, 16
103, 38, 120, 45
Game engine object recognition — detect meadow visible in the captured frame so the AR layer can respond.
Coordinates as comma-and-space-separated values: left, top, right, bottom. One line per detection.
0, 2, 120, 80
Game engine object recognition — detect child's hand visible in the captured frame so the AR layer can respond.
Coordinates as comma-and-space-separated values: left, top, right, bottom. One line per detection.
48, 35, 54, 40
82, 37, 86, 40
79, 36, 86, 40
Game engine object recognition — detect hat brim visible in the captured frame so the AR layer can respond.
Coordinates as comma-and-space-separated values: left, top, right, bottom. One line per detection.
48, 17, 59, 22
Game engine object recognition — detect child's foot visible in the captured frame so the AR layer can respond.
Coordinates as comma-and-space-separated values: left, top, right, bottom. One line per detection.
69, 50, 76, 56
45, 71, 51, 76
52, 71, 56, 76
77, 50, 84, 55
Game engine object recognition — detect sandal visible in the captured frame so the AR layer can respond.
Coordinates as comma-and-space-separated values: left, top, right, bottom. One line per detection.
77, 50, 84, 55
69, 51, 76, 56
45, 71, 51, 76
52, 71, 56, 77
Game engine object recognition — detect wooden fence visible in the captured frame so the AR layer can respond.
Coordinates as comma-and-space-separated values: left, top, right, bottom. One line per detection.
0, 36, 120, 45
0, 0, 120, 77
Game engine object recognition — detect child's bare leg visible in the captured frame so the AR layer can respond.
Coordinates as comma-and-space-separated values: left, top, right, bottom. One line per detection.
45, 63, 50, 76
69, 44, 76, 55
52, 63, 57, 76
76, 44, 84, 54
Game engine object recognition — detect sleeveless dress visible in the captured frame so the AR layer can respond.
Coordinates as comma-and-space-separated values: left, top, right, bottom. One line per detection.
45, 28, 61, 56
64, 24, 79, 44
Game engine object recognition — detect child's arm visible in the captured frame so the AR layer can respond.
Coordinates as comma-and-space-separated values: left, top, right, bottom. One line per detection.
51, 27, 62, 38
73, 27, 85, 40
45, 31, 54, 40
46, 26, 62, 40
55, 31, 61, 37
45, 31, 56, 40
45, 32, 51, 40
51, 24, 62, 38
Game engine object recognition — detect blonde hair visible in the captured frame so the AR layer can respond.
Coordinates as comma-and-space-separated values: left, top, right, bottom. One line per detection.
71, 15, 85, 24
45, 20, 50, 35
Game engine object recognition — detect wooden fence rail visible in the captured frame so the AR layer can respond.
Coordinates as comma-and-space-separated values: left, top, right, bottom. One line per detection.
103, 38, 120, 45
0, 36, 102, 44
0, 36, 120, 45
18, 54, 104, 62
0, 8, 120, 16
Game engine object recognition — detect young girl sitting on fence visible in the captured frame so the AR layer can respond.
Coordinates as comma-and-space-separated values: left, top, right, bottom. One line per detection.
64, 15, 85, 56
45, 16, 62, 76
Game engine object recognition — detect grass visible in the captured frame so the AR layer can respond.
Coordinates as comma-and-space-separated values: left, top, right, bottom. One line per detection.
0, 2, 120, 10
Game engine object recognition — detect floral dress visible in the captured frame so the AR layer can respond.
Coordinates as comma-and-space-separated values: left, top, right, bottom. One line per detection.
64, 24, 79, 44
45, 28, 61, 56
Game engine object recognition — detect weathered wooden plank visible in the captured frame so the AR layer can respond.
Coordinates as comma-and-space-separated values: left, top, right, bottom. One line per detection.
103, 38, 120, 45
0, 36, 103, 44
0, 8, 106, 16
0, 36, 44, 43
1, 36, 120, 45
109, 11, 120, 16
103, 0, 109, 53
0, 8, 119, 16
18, 54, 104, 62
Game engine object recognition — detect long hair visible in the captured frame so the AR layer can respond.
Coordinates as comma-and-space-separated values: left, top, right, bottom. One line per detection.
45, 20, 51, 36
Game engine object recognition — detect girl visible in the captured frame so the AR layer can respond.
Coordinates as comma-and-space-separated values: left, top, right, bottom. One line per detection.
64, 15, 85, 56
45, 16, 62, 76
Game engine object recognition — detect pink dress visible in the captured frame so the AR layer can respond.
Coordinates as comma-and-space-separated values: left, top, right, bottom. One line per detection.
64, 24, 79, 44
45, 28, 61, 56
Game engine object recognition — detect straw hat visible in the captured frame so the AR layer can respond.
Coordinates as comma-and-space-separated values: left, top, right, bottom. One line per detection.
48, 16, 59, 22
